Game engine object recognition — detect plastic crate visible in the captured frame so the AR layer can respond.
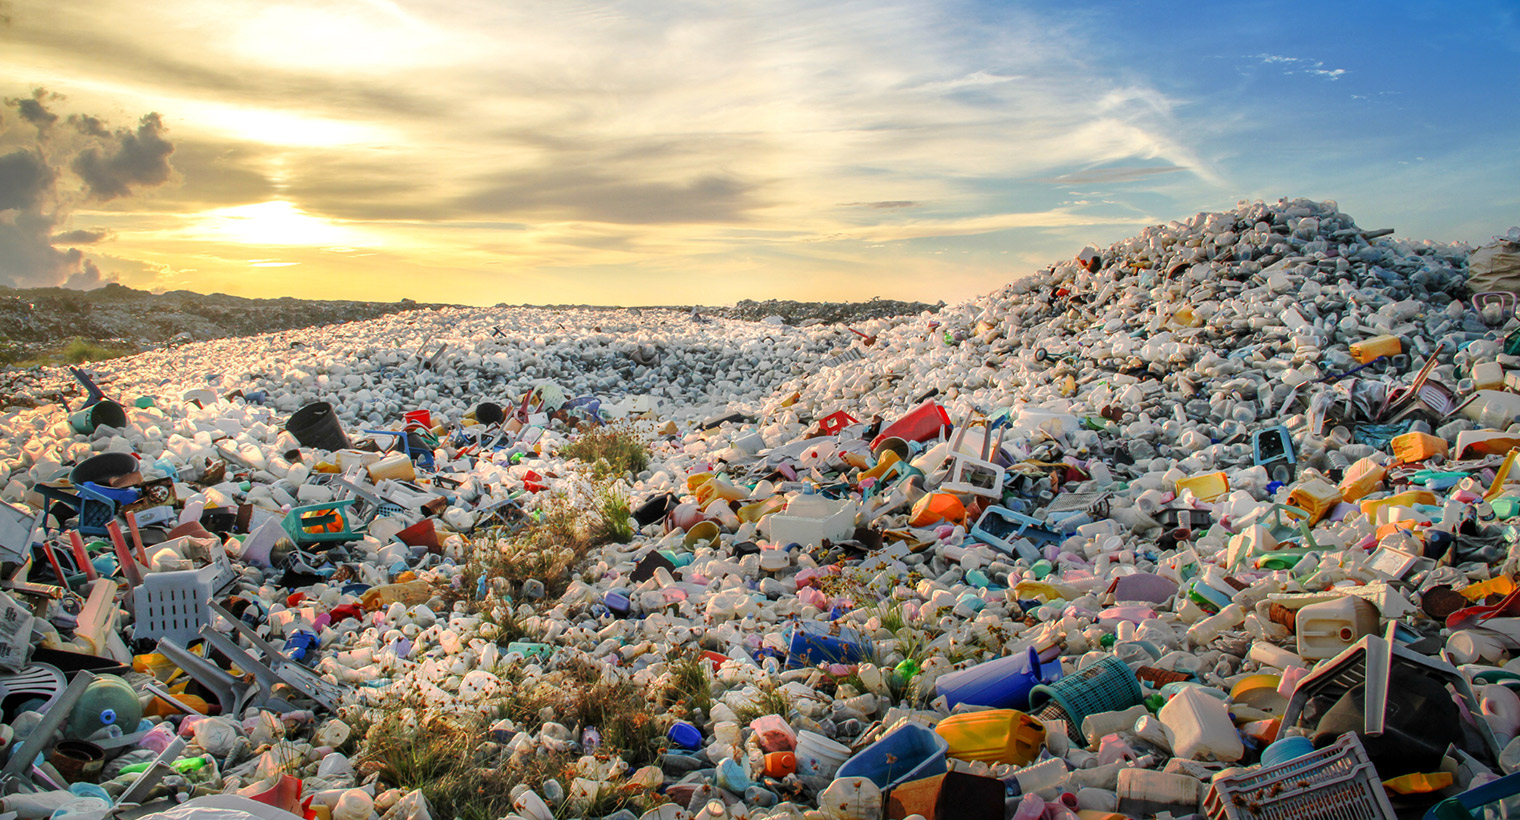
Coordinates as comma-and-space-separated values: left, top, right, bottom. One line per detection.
1027, 656, 1143, 742
1203, 733, 1395, 820
76, 485, 118, 538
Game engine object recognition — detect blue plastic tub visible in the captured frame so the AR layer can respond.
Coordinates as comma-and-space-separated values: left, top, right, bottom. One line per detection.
936, 646, 1063, 710
836, 722, 947, 790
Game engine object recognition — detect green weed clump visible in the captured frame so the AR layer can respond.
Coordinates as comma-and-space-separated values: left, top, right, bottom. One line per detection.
563, 423, 650, 479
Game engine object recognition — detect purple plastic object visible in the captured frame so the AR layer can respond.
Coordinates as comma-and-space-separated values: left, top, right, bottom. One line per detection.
1112, 573, 1177, 605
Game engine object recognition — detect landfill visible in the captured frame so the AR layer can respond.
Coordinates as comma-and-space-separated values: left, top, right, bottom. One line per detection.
4, 197, 1520, 820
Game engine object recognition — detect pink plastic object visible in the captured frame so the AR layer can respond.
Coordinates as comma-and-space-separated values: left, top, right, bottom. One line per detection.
870, 400, 952, 451
750, 714, 798, 753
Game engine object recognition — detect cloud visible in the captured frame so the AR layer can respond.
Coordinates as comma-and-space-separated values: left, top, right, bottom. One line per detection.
0, 91, 175, 288
1036, 166, 1186, 185
1250, 53, 1348, 81
71, 113, 175, 200
51, 228, 112, 244
6, 88, 60, 132
844, 201, 920, 209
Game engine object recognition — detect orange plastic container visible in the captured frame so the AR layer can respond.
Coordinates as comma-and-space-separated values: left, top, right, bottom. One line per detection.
934, 709, 1045, 766
764, 751, 797, 778
1391, 431, 1448, 464
1349, 334, 1402, 363
910, 492, 966, 526
1360, 490, 1438, 523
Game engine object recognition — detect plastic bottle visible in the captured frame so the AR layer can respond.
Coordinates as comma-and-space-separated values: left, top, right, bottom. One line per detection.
1185, 603, 1244, 646
1011, 793, 1045, 820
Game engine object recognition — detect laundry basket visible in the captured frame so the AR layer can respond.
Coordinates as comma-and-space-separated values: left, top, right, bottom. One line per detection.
1203, 732, 1395, 820
1027, 656, 1143, 744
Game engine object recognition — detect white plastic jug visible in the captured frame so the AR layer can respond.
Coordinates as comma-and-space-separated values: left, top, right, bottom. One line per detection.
1295, 597, 1378, 660
1158, 686, 1243, 762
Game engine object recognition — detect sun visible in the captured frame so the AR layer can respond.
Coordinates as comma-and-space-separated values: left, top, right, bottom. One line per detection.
188, 201, 377, 247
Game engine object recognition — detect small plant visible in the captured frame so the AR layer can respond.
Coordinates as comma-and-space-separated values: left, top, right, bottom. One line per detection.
661, 651, 714, 717
563, 423, 651, 480
591, 482, 634, 544
734, 680, 792, 723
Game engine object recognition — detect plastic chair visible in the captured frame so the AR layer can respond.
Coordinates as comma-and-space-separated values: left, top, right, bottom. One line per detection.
970, 506, 1061, 561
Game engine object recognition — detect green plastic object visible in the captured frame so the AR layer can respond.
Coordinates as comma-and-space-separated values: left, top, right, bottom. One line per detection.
1493, 497, 1520, 521
120, 755, 210, 775
65, 674, 142, 740
895, 658, 920, 682
134, 396, 155, 409
1255, 548, 1314, 570
1030, 560, 1054, 580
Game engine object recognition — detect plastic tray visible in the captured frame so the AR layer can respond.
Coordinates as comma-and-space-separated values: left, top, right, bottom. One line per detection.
1203, 733, 1395, 820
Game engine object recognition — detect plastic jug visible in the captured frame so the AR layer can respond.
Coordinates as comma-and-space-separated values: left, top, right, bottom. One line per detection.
934, 709, 1044, 765
1285, 478, 1342, 525
1115, 768, 1204, 817
65, 675, 142, 740
1295, 596, 1379, 660
835, 721, 948, 790
935, 646, 1063, 710
817, 776, 882, 820
786, 620, 870, 669
1391, 431, 1448, 464
1157, 685, 1243, 762
1349, 334, 1402, 363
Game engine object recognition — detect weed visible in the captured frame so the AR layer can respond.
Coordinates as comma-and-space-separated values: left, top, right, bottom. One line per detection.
734, 680, 792, 724
591, 482, 634, 544
660, 652, 714, 717
562, 423, 650, 480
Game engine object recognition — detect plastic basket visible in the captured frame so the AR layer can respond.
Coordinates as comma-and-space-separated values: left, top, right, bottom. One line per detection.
133, 564, 221, 645
281, 500, 356, 546
1027, 656, 1142, 742
1203, 733, 1395, 820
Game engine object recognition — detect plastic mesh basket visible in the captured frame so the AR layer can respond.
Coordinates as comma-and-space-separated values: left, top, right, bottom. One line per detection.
1027, 656, 1143, 739
1203, 733, 1395, 820
76, 486, 118, 537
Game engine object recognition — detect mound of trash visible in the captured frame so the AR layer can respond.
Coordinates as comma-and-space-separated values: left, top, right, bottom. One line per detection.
4, 197, 1520, 820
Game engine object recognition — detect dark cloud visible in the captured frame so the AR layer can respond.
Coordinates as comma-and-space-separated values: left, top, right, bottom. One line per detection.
843, 200, 920, 209
51, 228, 112, 244
6, 88, 59, 132
0, 93, 174, 288
68, 114, 110, 138
0, 148, 54, 210
461, 169, 760, 224
71, 113, 174, 201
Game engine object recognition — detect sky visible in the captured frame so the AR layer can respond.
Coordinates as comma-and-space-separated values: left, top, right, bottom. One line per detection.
0, 0, 1516, 306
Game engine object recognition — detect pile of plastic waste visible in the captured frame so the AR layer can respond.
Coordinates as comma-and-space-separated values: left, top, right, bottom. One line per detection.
4, 198, 1520, 820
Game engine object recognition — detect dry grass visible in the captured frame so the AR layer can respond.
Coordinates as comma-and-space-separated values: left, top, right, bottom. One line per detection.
356, 661, 671, 820
659, 651, 714, 718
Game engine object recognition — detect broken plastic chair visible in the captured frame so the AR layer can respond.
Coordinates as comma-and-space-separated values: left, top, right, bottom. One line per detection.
0, 662, 64, 717
1472, 291, 1517, 325
970, 506, 1060, 561
116, 735, 188, 806
204, 601, 349, 711
153, 637, 249, 717
133, 563, 226, 645
1281, 622, 1501, 769
0, 670, 96, 789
